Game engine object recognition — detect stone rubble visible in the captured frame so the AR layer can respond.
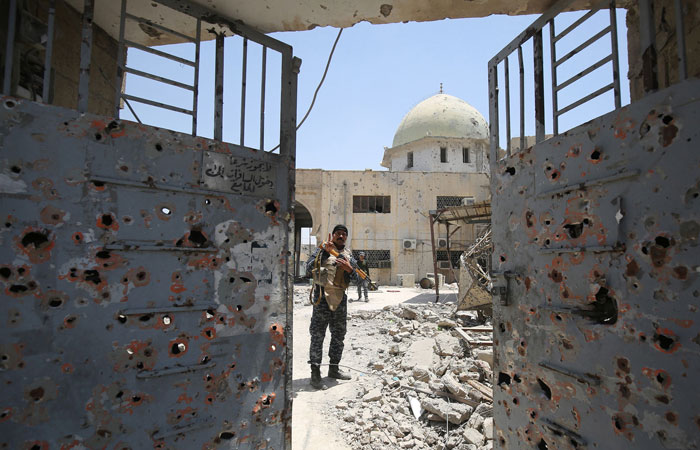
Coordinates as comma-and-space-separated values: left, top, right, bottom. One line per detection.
298, 287, 495, 450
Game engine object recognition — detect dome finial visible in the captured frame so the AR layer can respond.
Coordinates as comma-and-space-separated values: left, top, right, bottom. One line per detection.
439, 83, 443, 94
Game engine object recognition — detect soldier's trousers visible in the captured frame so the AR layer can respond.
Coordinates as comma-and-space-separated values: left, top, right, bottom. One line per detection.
308, 291, 347, 366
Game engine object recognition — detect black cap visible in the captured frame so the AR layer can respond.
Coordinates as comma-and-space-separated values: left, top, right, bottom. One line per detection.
332, 224, 348, 234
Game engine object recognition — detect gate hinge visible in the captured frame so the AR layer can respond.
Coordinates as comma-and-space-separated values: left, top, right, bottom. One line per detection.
490, 271, 518, 306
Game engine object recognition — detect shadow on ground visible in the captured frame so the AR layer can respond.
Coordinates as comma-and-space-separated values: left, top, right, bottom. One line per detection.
401, 292, 459, 305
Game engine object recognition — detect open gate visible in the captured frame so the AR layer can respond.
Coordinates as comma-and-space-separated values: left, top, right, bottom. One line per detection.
489, 1, 699, 448
0, 1, 297, 448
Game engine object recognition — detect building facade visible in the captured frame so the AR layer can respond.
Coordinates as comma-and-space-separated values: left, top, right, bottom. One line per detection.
295, 93, 491, 285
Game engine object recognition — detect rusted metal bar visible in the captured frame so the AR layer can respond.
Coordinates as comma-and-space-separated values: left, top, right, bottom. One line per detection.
2, 0, 17, 95
121, 93, 193, 115
214, 33, 224, 142
556, 54, 613, 92
240, 38, 248, 147
533, 29, 545, 143
487, 63, 499, 160
122, 97, 143, 123
674, 0, 687, 81
552, 0, 607, 44
504, 56, 511, 156
554, 26, 612, 69
609, 0, 622, 109
114, 0, 127, 118
260, 46, 267, 150
77, 0, 95, 113
555, 82, 614, 116
42, 0, 56, 102
124, 12, 195, 42
638, 0, 658, 93
518, 46, 524, 152
192, 18, 201, 136
548, 19, 559, 135
429, 213, 440, 303
539, 362, 601, 386
123, 67, 194, 91
123, 39, 195, 66
278, 51, 300, 157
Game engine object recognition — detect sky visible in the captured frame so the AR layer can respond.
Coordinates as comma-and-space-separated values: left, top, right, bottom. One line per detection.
120, 9, 630, 172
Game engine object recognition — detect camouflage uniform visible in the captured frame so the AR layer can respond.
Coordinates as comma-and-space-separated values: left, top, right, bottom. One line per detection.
306, 246, 357, 366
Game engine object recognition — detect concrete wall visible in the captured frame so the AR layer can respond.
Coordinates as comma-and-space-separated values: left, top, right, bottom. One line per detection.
386, 137, 489, 173
296, 169, 490, 285
1, 0, 119, 116
626, 0, 700, 102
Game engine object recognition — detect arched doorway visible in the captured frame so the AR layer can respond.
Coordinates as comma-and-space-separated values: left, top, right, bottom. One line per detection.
293, 201, 313, 279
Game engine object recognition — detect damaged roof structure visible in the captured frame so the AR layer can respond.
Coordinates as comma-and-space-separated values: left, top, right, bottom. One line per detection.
0, 0, 698, 448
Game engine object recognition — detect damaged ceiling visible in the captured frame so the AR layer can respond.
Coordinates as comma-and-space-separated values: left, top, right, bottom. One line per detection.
64, 0, 602, 46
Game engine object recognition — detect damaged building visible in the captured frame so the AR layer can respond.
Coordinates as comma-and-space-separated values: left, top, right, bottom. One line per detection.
0, 0, 698, 449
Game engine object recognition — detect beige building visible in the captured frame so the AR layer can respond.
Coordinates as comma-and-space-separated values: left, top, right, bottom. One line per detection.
295, 93, 491, 285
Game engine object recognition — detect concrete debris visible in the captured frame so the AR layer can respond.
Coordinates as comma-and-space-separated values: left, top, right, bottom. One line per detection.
294, 286, 494, 450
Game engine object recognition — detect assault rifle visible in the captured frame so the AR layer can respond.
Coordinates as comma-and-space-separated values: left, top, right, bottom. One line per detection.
320, 241, 376, 288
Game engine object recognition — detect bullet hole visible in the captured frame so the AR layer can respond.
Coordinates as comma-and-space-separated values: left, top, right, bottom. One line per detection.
498, 372, 511, 386
561, 338, 574, 350
549, 269, 563, 283
83, 270, 101, 285
132, 395, 141, 403
504, 167, 516, 176
236, 305, 242, 311
120, 165, 129, 172
240, 276, 252, 283
143, 348, 152, 357
29, 386, 45, 402
500, 255, 506, 262
537, 439, 548, 450
655, 236, 671, 248
5, 222, 11, 227
513, 374, 521, 383
200, 355, 210, 364
9, 285, 28, 293
555, 314, 563, 322
613, 416, 623, 430
139, 314, 153, 322
205, 309, 215, 319
188, 230, 207, 246
655, 395, 669, 404
219, 432, 235, 440
525, 211, 534, 228
160, 207, 171, 215
544, 239, 551, 246
97, 429, 111, 439
499, 437, 506, 446
617, 357, 630, 373
578, 287, 617, 324
171, 342, 186, 355
665, 411, 677, 424
205, 199, 211, 205
94, 132, 102, 141
10, 165, 21, 174
499, 323, 505, 333
4, 100, 16, 108
0, 267, 10, 279
21, 231, 49, 249
264, 200, 277, 215
136, 271, 147, 282
590, 149, 601, 160
270, 345, 276, 352
92, 181, 104, 188
653, 332, 676, 352
162, 315, 171, 325
564, 222, 584, 239
48, 297, 63, 308
618, 383, 631, 398
117, 314, 127, 324
155, 143, 163, 152
204, 329, 213, 339
537, 378, 552, 400
673, 266, 688, 280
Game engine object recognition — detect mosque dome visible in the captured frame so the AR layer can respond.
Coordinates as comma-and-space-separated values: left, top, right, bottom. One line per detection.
392, 93, 489, 147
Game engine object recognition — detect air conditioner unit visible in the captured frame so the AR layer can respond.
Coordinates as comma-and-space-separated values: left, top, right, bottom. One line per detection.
437, 238, 448, 248
402, 239, 416, 250
438, 261, 452, 269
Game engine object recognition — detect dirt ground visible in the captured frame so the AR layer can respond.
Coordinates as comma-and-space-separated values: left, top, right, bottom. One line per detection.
290, 284, 471, 450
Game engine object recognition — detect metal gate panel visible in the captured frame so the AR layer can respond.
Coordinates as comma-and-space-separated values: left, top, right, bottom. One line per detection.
0, 98, 292, 448
491, 80, 700, 449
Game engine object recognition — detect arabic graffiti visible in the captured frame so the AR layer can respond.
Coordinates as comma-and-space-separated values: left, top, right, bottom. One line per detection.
202, 154, 276, 196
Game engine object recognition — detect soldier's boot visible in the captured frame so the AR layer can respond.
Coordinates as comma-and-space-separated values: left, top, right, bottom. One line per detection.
310, 365, 323, 389
328, 364, 352, 380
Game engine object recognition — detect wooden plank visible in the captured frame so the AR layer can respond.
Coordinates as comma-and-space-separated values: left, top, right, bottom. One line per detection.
466, 379, 493, 401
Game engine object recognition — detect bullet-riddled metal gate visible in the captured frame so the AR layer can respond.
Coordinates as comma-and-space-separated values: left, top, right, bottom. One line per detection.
489, 1, 699, 449
0, 1, 297, 448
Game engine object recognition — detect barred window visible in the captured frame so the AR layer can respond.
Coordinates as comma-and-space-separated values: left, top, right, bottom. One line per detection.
353, 196, 391, 213
436, 196, 474, 209
436, 250, 460, 268
352, 250, 391, 268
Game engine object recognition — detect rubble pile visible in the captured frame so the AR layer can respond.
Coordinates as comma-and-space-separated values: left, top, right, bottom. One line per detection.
323, 302, 495, 450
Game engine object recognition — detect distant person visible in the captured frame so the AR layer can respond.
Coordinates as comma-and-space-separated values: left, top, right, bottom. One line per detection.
355, 252, 370, 302
306, 224, 356, 389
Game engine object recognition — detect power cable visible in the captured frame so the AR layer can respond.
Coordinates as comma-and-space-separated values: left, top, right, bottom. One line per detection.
267, 27, 343, 153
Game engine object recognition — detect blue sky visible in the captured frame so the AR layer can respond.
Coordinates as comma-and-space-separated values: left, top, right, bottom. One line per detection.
121, 10, 629, 171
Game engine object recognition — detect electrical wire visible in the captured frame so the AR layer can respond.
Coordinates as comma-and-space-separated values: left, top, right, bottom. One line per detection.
267, 28, 343, 153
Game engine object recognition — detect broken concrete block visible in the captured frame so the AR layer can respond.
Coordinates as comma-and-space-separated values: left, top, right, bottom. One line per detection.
463, 427, 485, 446
483, 417, 494, 440
400, 307, 419, 320
420, 397, 472, 425
363, 388, 382, 402
343, 412, 355, 422
412, 367, 431, 382
399, 439, 415, 449
438, 318, 458, 328
441, 372, 468, 398
401, 338, 438, 371
434, 333, 463, 356
336, 401, 348, 410
472, 348, 493, 368
467, 412, 484, 430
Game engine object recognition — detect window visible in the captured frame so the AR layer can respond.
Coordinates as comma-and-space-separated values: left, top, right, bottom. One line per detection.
352, 250, 391, 268
407, 151, 413, 168
436, 250, 460, 268
463, 147, 470, 163
437, 196, 474, 209
353, 196, 391, 213
440, 147, 447, 163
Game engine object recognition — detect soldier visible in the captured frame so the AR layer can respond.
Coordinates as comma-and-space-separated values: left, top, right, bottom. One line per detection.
356, 252, 370, 302
306, 224, 356, 389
